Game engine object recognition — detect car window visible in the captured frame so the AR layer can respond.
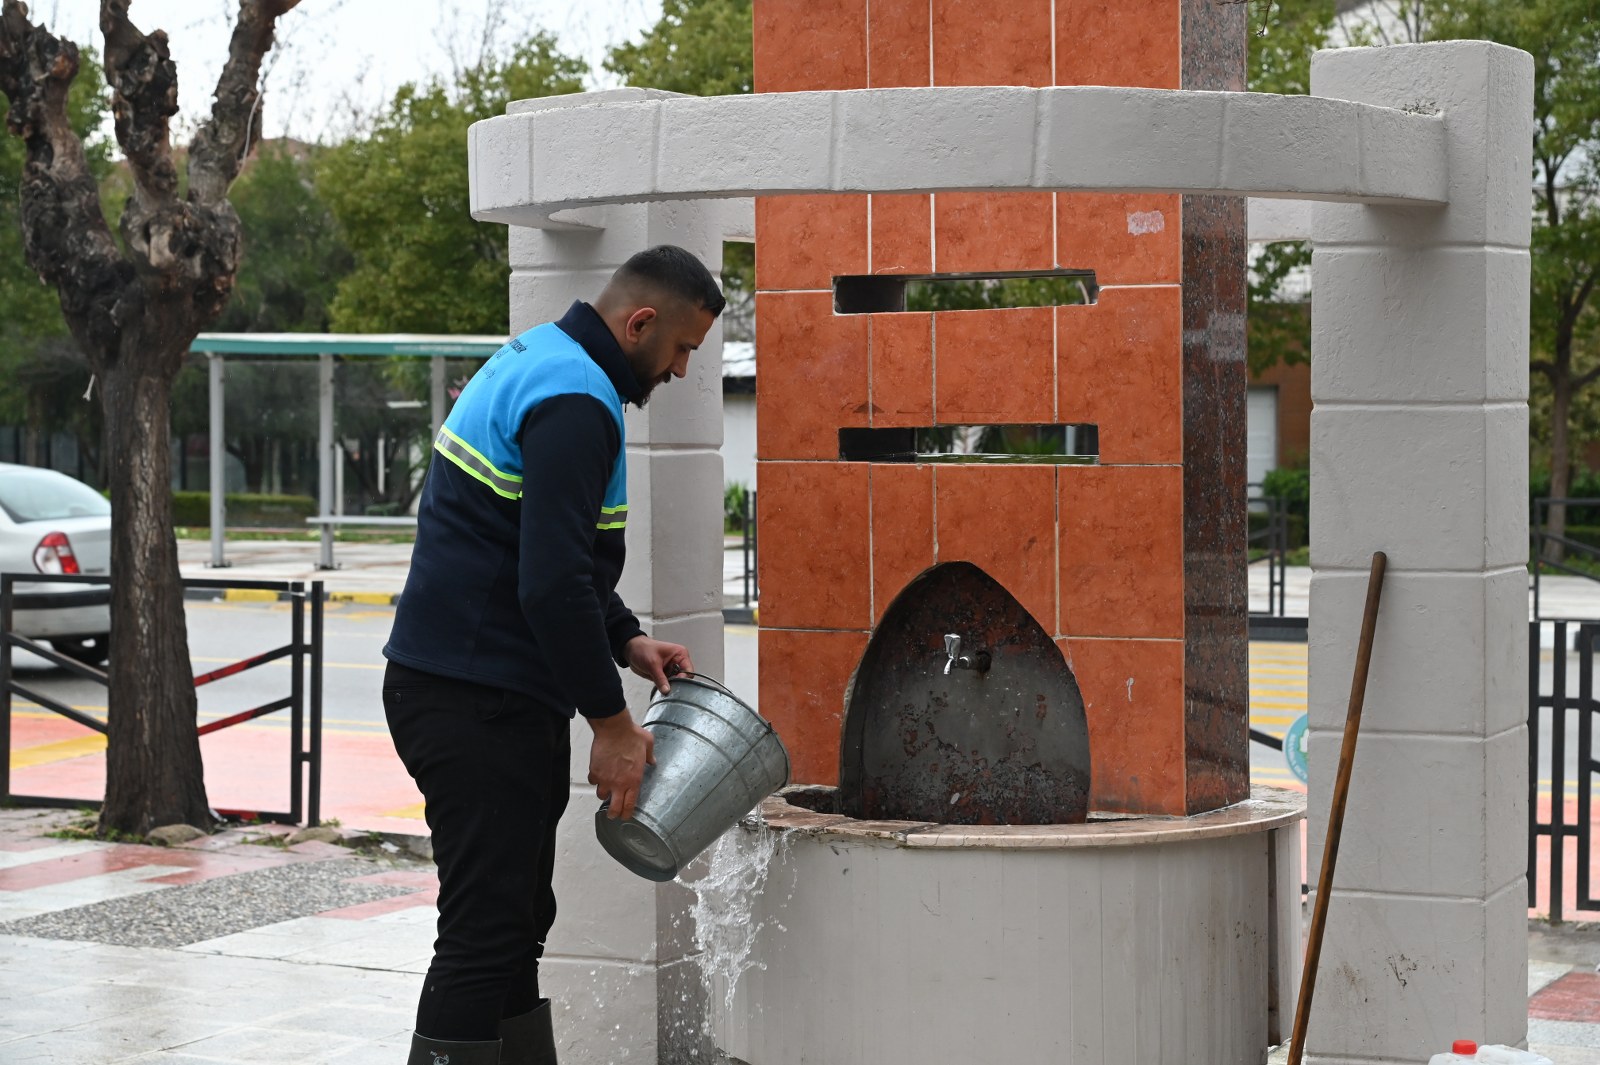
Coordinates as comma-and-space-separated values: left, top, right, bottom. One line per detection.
0, 468, 111, 523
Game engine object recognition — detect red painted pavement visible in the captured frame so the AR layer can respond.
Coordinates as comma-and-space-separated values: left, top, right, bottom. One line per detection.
8, 713, 427, 837
1530, 971, 1600, 1023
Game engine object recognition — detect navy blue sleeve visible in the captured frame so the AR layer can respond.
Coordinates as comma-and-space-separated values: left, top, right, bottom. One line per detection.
518, 394, 627, 719
606, 590, 645, 667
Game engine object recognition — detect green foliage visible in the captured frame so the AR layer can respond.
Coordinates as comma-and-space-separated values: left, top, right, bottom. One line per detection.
904, 275, 1094, 313
1246, 242, 1311, 375
217, 143, 353, 334
1247, 0, 1337, 97
606, 0, 755, 338
724, 480, 750, 532
1248, 508, 1307, 551
317, 35, 587, 335
1243, 2, 1335, 375
0, 49, 114, 462
604, 0, 753, 97
1261, 465, 1309, 516
170, 492, 318, 528
1426, 0, 1600, 497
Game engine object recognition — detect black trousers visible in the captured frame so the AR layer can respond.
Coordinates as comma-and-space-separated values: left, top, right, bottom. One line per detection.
383, 660, 572, 1040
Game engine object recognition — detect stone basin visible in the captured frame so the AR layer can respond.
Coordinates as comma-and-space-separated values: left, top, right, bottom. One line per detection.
693, 785, 1306, 1065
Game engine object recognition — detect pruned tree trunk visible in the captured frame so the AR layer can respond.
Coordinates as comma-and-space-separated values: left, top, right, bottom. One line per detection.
1, 0, 301, 835
101, 365, 208, 827
1546, 375, 1572, 564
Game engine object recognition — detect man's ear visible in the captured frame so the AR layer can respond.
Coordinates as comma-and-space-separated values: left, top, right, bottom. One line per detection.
625, 306, 657, 343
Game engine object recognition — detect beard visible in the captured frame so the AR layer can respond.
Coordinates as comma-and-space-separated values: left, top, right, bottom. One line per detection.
626, 348, 671, 407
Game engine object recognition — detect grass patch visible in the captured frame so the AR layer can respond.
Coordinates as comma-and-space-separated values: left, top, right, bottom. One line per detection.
174, 527, 416, 544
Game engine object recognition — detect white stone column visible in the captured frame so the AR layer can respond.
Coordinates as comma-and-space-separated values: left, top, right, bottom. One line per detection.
500, 92, 728, 1065
1307, 43, 1532, 1065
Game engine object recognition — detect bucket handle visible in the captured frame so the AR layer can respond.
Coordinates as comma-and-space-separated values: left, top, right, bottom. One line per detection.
662, 670, 776, 731
665, 669, 738, 700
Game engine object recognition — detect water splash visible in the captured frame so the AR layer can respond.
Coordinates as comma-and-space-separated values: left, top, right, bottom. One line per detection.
680, 809, 782, 1016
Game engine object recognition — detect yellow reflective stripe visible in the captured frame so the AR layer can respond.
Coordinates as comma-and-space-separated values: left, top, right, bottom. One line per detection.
438, 427, 522, 486
433, 430, 523, 499
600, 504, 628, 515
596, 520, 627, 530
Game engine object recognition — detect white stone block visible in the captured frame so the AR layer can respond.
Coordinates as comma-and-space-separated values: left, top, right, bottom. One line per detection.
649, 450, 727, 620
645, 612, 727, 681
1247, 197, 1314, 243
1035, 87, 1225, 194
1484, 879, 1531, 1046
616, 451, 655, 613
509, 268, 616, 334
540, 955, 657, 1065
720, 198, 756, 242
1303, 727, 1525, 898
468, 113, 533, 224
547, 782, 662, 963
1309, 404, 1527, 571
659, 93, 835, 196
508, 87, 683, 117
1307, 568, 1527, 737
1311, 246, 1529, 404
528, 100, 662, 209
1303, 887, 1522, 1063
1312, 42, 1534, 248
835, 86, 1039, 193
507, 206, 650, 271
1220, 93, 1361, 201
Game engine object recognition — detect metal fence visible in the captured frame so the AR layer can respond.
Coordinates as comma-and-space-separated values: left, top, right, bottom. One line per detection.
1532, 497, 1600, 620
1529, 619, 1600, 921
1, 572, 325, 826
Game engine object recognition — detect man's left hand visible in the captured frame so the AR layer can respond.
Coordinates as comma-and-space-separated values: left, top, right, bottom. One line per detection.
624, 636, 693, 695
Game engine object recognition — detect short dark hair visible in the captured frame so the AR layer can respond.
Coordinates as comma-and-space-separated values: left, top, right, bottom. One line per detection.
613, 245, 726, 318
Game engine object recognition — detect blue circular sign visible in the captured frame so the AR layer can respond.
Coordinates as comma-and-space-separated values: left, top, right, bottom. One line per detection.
1284, 713, 1309, 784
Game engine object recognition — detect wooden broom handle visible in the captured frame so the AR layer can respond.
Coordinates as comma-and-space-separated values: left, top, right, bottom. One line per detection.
1289, 550, 1387, 1065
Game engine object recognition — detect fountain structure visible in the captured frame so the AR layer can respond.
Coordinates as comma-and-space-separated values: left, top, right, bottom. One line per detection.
466, 3, 1532, 1062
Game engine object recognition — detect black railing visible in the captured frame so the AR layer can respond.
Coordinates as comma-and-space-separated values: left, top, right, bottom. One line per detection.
1532, 497, 1600, 621
1248, 491, 1289, 619
1528, 619, 1600, 921
1, 572, 324, 826
741, 490, 758, 609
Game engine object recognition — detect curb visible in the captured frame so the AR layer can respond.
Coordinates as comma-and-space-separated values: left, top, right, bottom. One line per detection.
182, 588, 401, 606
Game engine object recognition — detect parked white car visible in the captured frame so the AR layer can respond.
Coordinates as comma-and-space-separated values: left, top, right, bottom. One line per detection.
0, 463, 112, 666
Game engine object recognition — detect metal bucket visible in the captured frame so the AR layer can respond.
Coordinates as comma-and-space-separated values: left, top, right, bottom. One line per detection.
595, 673, 789, 882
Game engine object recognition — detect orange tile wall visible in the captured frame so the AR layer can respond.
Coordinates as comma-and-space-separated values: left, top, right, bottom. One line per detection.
754, 0, 1224, 815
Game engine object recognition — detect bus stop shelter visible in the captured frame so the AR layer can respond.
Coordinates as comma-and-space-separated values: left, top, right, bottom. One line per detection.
189, 333, 506, 569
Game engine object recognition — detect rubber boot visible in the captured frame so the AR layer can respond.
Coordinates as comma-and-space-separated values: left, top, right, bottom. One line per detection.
406, 1032, 502, 1065
498, 1000, 557, 1065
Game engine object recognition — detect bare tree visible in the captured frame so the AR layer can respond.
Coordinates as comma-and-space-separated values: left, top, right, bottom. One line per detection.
0, 0, 301, 834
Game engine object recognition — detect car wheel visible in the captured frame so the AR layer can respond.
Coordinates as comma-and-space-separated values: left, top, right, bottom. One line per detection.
51, 635, 109, 667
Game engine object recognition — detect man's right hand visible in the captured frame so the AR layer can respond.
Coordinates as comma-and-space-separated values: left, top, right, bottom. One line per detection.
587, 710, 656, 821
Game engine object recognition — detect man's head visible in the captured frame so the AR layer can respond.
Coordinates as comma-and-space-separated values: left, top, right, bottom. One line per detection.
594, 245, 726, 406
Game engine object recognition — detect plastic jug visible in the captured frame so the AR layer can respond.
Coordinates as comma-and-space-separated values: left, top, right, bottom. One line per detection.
1428, 1042, 1553, 1065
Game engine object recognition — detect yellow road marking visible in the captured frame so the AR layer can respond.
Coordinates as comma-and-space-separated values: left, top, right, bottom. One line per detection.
381, 802, 426, 819
10, 733, 107, 770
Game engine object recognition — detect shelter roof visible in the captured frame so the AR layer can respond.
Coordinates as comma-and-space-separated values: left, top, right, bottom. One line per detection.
190, 333, 507, 357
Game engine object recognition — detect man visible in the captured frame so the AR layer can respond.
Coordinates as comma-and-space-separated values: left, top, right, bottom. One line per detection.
382, 245, 725, 1065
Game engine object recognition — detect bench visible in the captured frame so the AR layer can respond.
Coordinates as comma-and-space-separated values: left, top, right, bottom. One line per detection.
305, 515, 418, 569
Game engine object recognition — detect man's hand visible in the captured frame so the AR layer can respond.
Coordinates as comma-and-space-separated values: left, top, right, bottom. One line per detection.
588, 711, 656, 821
623, 635, 693, 695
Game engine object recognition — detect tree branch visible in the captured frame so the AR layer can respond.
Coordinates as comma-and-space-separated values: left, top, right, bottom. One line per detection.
0, 1, 135, 364
188, 0, 303, 207
98, 0, 179, 208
